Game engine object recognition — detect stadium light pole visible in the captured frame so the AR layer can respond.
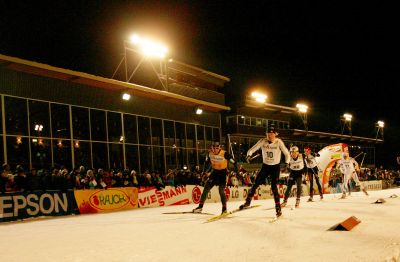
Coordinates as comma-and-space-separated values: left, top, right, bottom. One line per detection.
375, 120, 384, 140
296, 103, 308, 131
112, 33, 169, 90
341, 113, 352, 136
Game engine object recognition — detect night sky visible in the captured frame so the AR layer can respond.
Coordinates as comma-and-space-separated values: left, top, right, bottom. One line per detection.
1, 1, 399, 166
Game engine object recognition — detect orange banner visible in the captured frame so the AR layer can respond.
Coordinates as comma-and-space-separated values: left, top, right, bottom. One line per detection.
74, 187, 138, 214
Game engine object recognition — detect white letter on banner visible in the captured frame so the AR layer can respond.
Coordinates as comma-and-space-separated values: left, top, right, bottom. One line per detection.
53, 193, 68, 213
39, 194, 54, 214
0, 196, 13, 218
13, 195, 27, 217
26, 194, 39, 216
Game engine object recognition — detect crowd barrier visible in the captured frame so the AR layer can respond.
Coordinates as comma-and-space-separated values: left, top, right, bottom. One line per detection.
0, 180, 386, 223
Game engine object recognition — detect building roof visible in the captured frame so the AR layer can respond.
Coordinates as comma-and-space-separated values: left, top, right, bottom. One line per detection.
290, 129, 383, 144
0, 54, 230, 112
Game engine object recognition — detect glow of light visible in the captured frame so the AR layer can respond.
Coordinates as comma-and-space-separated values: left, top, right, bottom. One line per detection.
122, 93, 131, 101
195, 107, 203, 115
343, 113, 352, 121
57, 140, 63, 148
16, 136, 22, 144
129, 34, 168, 58
32, 138, 38, 143
377, 121, 384, 128
119, 136, 124, 142
34, 124, 43, 132
251, 92, 267, 103
296, 103, 308, 113
74, 141, 80, 148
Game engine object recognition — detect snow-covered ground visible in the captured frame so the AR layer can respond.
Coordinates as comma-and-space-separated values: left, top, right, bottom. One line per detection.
1, 188, 399, 262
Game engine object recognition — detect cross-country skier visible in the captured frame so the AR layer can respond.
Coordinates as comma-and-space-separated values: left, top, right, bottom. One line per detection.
281, 146, 305, 208
193, 141, 237, 215
304, 147, 324, 201
337, 151, 368, 198
239, 127, 290, 218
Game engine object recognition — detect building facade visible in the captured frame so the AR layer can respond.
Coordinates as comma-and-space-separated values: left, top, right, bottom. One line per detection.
0, 54, 230, 173
223, 94, 382, 168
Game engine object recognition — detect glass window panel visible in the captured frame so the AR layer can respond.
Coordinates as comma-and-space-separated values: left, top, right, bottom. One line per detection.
212, 128, 220, 142
125, 144, 139, 172
109, 143, 123, 171
176, 122, 186, 148
205, 126, 213, 148
31, 138, 51, 169
262, 119, 267, 128
165, 147, 177, 171
5, 97, 28, 135
90, 109, 107, 142
107, 112, 122, 143
198, 149, 208, 171
151, 118, 163, 146
29, 100, 50, 138
53, 139, 72, 169
72, 107, 89, 140
256, 118, 262, 127
139, 145, 152, 173
238, 115, 245, 125
0, 98, 2, 133
251, 118, 256, 126
74, 140, 91, 168
177, 148, 187, 170
0, 136, 3, 164
138, 116, 151, 145
245, 117, 251, 126
188, 148, 197, 170
163, 120, 175, 147
123, 114, 138, 144
196, 125, 205, 149
51, 104, 71, 139
6, 136, 29, 169
186, 124, 195, 148
92, 142, 109, 170
152, 146, 164, 173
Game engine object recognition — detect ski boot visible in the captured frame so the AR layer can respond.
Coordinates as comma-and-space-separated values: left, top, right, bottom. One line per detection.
276, 205, 282, 218
192, 205, 203, 213
295, 199, 300, 208
281, 200, 288, 208
239, 199, 251, 210
221, 206, 228, 215
307, 197, 313, 202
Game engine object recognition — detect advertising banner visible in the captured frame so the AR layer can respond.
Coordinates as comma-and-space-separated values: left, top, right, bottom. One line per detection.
74, 187, 138, 214
137, 186, 190, 208
316, 143, 348, 193
0, 190, 76, 222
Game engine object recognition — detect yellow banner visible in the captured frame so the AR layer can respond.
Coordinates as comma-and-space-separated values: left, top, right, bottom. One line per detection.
74, 187, 138, 214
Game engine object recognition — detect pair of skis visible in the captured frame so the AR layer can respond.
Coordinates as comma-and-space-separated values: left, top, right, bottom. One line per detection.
163, 205, 263, 223
204, 205, 261, 223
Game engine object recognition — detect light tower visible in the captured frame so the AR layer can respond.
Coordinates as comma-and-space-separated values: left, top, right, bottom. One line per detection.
375, 120, 384, 140
341, 113, 352, 136
112, 33, 169, 90
296, 103, 308, 131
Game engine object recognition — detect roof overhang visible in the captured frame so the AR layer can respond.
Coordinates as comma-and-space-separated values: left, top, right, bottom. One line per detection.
245, 99, 297, 114
291, 129, 383, 144
0, 54, 230, 112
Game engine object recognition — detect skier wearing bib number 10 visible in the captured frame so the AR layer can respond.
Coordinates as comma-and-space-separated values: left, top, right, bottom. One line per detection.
239, 127, 290, 219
